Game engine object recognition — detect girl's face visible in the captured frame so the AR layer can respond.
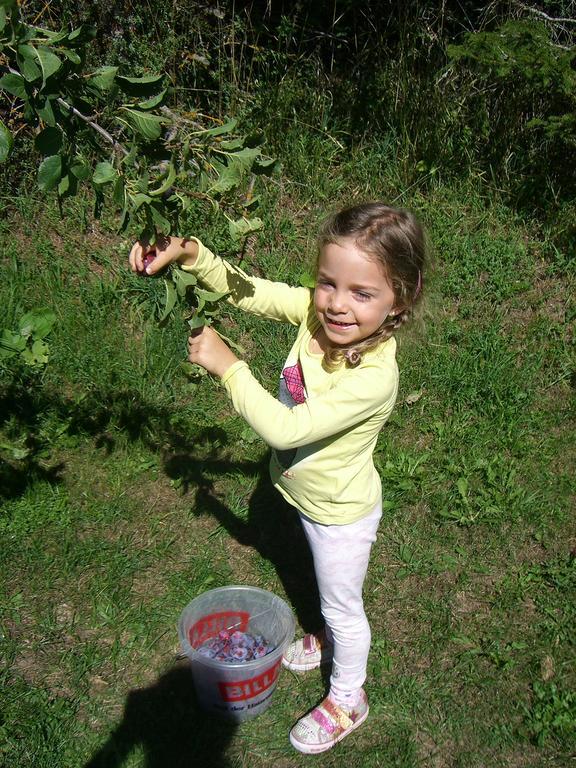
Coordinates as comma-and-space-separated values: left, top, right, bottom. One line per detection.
314, 238, 398, 347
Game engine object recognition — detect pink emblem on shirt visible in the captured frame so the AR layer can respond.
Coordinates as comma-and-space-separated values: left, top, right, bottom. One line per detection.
282, 363, 306, 404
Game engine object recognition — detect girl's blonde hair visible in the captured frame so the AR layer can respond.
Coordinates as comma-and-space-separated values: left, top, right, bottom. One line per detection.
317, 202, 427, 369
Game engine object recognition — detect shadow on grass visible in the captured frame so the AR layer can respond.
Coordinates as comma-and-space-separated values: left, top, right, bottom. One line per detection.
1, 382, 323, 633
85, 663, 237, 768
2, 379, 326, 675
164, 450, 323, 634
0, 383, 218, 499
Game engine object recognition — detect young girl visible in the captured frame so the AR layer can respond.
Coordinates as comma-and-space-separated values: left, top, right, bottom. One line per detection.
129, 202, 426, 754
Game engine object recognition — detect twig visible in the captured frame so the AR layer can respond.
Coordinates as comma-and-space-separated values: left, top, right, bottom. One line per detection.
55, 96, 129, 156
516, 4, 576, 25
2, 64, 129, 156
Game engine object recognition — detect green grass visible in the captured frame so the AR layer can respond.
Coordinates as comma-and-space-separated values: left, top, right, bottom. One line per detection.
1, 134, 575, 768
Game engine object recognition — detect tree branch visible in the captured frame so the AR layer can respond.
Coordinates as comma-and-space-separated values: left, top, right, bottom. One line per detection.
2, 64, 129, 156
517, 4, 576, 25
55, 96, 129, 157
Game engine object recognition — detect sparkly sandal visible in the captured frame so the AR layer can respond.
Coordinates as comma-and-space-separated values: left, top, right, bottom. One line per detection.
289, 690, 369, 754
282, 630, 334, 672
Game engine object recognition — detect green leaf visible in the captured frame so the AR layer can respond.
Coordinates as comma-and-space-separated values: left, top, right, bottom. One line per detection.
187, 314, 205, 330
225, 146, 261, 172
18, 309, 56, 339
172, 268, 197, 298
0, 329, 26, 354
22, 339, 49, 366
148, 162, 176, 196
34, 28, 69, 44
212, 327, 245, 355
0, 73, 28, 99
92, 161, 117, 185
116, 73, 164, 96
240, 425, 260, 444
195, 288, 228, 303
180, 361, 207, 380
34, 46, 62, 85
58, 172, 77, 198
37, 154, 62, 191
174, 270, 198, 287
58, 173, 70, 196
32, 339, 49, 363
120, 108, 167, 141
138, 89, 167, 110
242, 194, 260, 211
228, 216, 263, 242
209, 163, 242, 194
71, 162, 91, 180
117, 74, 165, 86
113, 176, 125, 208
67, 25, 93, 42
130, 192, 153, 210
61, 48, 81, 65
219, 137, 244, 151
17, 45, 42, 82
158, 280, 178, 324
121, 142, 138, 167
136, 171, 149, 193
253, 156, 279, 175
35, 126, 62, 155
35, 97, 56, 126
199, 118, 237, 137
88, 66, 118, 92
149, 204, 171, 234
0, 119, 13, 163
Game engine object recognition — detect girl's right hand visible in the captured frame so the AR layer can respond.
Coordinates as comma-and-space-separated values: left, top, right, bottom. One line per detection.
128, 235, 199, 275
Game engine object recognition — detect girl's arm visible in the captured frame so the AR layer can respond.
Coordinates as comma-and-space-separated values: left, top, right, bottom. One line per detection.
184, 239, 311, 325
130, 236, 310, 325
220, 359, 398, 450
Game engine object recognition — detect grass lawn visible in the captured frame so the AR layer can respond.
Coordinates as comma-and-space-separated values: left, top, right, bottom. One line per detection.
1, 147, 575, 767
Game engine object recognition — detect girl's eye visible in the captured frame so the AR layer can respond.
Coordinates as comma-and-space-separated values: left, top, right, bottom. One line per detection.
355, 292, 372, 301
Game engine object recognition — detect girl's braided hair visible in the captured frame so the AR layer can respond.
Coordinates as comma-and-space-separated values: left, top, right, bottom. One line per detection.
317, 202, 427, 369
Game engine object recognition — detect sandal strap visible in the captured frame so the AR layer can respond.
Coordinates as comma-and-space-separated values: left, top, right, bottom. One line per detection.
303, 633, 319, 655
311, 698, 354, 735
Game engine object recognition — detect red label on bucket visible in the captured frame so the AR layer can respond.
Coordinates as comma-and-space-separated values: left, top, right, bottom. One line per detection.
218, 658, 282, 702
189, 611, 250, 648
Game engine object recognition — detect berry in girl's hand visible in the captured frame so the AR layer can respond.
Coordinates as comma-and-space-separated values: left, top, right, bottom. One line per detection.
139, 251, 157, 275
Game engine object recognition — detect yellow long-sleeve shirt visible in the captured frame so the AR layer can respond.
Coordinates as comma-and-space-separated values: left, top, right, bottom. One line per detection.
183, 239, 399, 525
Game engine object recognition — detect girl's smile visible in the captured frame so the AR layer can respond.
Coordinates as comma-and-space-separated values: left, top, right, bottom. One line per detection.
314, 239, 398, 347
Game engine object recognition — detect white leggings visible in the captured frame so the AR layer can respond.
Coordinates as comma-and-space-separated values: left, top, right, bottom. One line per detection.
298, 501, 382, 700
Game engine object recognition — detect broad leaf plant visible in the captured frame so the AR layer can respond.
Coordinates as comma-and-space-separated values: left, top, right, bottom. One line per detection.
0, 0, 276, 368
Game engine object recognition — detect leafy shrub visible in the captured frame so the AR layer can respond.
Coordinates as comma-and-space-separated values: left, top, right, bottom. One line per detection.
447, 19, 576, 208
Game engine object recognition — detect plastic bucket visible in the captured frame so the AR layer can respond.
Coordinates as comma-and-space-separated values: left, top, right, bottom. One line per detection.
178, 585, 295, 721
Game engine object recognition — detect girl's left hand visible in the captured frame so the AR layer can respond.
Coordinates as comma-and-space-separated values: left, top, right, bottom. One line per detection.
187, 326, 239, 378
